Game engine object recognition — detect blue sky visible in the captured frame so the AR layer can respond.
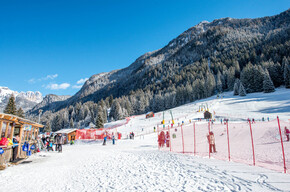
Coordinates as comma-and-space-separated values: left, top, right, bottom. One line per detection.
0, 0, 289, 96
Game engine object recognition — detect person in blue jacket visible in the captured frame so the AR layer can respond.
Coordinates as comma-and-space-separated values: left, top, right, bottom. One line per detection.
112, 135, 115, 145
103, 133, 107, 145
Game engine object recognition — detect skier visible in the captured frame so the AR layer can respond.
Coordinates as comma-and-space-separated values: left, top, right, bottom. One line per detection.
154, 127, 156, 132
103, 133, 107, 145
285, 127, 290, 142
165, 131, 170, 148
207, 132, 216, 153
55, 133, 64, 152
158, 131, 165, 147
112, 135, 115, 145
252, 118, 255, 124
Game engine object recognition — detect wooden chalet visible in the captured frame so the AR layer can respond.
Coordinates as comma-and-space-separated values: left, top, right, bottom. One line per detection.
0, 113, 44, 170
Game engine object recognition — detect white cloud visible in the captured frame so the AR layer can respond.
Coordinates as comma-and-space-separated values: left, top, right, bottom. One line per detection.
77, 78, 88, 84
45, 74, 58, 80
28, 74, 58, 83
28, 78, 36, 83
72, 85, 83, 89
46, 83, 70, 90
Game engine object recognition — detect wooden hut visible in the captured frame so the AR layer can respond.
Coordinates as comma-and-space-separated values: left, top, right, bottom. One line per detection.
54, 129, 77, 144
146, 112, 154, 119
204, 111, 212, 119
0, 113, 44, 170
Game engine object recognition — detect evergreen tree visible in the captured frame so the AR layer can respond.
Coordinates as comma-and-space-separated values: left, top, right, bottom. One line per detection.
239, 83, 246, 96
109, 100, 122, 121
109, 95, 114, 107
4, 94, 17, 115
216, 71, 223, 93
51, 115, 62, 132
16, 107, 25, 118
69, 118, 74, 128
95, 112, 104, 128
283, 58, 290, 88
263, 69, 275, 93
226, 67, 235, 90
233, 82, 239, 95
44, 121, 52, 133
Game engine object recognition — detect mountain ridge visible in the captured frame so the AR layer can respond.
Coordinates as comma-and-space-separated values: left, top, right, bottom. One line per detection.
29, 9, 290, 117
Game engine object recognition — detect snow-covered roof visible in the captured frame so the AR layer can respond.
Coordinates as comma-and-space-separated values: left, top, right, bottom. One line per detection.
54, 128, 77, 134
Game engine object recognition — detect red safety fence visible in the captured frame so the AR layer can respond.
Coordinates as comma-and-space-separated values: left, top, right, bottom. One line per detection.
158, 117, 290, 173
76, 129, 121, 140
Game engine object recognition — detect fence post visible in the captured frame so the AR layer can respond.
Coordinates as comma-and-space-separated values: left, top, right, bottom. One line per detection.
208, 121, 211, 158
226, 121, 231, 161
168, 125, 172, 152
181, 125, 185, 153
248, 120, 255, 166
277, 116, 287, 173
194, 122, 196, 155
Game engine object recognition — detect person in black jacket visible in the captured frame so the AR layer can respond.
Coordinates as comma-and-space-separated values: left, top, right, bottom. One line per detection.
55, 133, 64, 152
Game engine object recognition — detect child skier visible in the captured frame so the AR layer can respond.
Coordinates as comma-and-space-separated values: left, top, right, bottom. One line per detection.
207, 132, 216, 153
285, 127, 290, 141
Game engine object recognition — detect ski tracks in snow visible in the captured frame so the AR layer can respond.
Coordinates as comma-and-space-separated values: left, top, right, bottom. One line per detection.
0, 135, 290, 192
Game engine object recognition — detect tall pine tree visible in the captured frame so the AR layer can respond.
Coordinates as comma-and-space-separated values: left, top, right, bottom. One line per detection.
283, 58, 290, 88
263, 69, 275, 93
16, 107, 25, 118
4, 94, 17, 115
239, 83, 247, 96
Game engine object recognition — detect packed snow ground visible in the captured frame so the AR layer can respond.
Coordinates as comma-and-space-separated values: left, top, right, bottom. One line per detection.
1, 88, 290, 191
1, 134, 290, 192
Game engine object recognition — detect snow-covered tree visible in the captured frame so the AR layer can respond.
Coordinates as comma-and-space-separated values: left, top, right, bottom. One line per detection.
233, 82, 239, 95
69, 118, 74, 128
239, 83, 246, 96
263, 69, 275, 93
216, 71, 223, 93
283, 58, 290, 88
44, 121, 52, 133
95, 112, 104, 128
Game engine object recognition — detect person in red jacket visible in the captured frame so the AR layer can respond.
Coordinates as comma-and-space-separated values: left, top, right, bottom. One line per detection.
158, 131, 165, 147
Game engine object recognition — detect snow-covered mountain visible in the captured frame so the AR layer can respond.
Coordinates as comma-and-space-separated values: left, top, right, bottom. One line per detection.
28, 94, 71, 113
0, 86, 43, 112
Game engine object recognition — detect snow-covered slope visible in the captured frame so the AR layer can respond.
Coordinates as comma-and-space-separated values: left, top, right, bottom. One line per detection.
1, 133, 290, 191
0, 86, 43, 112
109, 88, 290, 137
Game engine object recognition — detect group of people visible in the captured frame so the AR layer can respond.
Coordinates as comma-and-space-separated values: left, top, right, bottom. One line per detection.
158, 131, 170, 148
102, 132, 116, 145
41, 133, 64, 152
